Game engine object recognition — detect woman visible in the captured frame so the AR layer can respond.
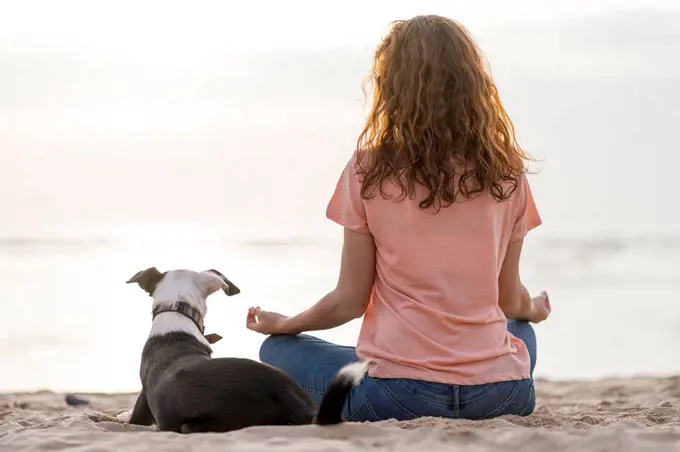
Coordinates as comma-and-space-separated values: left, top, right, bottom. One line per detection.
246, 14, 550, 421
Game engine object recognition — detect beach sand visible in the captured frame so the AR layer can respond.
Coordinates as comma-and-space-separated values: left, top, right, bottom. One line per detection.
2, 376, 680, 451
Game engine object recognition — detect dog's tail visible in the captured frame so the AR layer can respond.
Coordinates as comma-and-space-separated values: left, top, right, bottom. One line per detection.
314, 361, 369, 425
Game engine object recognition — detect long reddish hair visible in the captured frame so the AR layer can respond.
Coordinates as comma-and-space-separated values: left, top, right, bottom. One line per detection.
356, 15, 532, 210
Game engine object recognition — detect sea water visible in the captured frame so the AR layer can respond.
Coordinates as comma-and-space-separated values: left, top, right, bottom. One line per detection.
1, 222, 678, 393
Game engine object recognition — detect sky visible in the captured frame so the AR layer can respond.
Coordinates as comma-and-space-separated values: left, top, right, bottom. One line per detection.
3, 0, 677, 52
2, 0, 679, 63
0, 0, 679, 237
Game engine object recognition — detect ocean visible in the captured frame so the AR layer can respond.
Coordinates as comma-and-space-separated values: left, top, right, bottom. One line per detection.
1, 223, 679, 393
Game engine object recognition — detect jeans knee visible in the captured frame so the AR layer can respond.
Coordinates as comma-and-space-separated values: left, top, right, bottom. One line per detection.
258, 334, 298, 364
507, 318, 533, 334
259, 335, 281, 364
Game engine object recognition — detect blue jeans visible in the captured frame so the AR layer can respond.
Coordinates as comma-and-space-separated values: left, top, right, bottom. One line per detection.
259, 320, 536, 421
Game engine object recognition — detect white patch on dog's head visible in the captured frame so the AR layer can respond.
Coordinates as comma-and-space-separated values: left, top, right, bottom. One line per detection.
151, 270, 215, 316
126, 267, 240, 317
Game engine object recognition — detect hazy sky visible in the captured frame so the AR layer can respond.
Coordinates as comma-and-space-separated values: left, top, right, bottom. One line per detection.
1, 0, 679, 236
3, 0, 678, 53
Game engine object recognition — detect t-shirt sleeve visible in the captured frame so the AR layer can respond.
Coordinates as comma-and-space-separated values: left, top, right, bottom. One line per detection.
510, 174, 542, 241
326, 156, 370, 234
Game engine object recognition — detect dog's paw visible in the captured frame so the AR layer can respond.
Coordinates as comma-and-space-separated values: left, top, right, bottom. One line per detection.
115, 409, 134, 423
86, 412, 120, 423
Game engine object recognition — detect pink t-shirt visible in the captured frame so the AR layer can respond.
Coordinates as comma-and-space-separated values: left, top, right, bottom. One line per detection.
326, 155, 542, 385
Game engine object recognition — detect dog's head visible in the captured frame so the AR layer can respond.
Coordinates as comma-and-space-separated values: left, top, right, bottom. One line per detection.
125, 267, 240, 317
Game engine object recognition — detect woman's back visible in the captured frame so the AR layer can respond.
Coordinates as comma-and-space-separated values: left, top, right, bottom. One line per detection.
327, 156, 541, 385
254, 14, 547, 421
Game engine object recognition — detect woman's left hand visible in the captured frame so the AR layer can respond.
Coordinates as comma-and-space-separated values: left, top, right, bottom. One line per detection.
246, 306, 292, 335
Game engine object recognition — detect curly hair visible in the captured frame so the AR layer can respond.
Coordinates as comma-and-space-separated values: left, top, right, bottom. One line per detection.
355, 15, 533, 210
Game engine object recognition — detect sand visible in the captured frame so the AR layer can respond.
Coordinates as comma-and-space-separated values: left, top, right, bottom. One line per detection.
2, 376, 680, 451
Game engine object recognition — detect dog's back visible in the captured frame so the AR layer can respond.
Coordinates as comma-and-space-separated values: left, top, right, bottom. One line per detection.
142, 333, 317, 432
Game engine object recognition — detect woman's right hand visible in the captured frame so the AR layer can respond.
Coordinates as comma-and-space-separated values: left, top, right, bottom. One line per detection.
529, 291, 551, 323
246, 307, 292, 335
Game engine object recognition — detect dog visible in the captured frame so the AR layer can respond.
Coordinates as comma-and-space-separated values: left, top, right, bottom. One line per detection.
122, 266, 367, 433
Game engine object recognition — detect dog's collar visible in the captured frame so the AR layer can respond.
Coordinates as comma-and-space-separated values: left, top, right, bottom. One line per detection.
152, 302, 222, 344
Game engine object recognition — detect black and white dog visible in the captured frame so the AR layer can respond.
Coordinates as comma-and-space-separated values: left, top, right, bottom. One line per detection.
122, 266, 367, 433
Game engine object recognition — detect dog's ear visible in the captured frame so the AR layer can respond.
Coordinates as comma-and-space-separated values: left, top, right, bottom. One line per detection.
201, 269, 241, 296
126, 267, 164, 296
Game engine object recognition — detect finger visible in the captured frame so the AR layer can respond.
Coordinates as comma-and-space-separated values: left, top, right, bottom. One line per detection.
246, 313, 260, 330
246, 318, 262, 333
